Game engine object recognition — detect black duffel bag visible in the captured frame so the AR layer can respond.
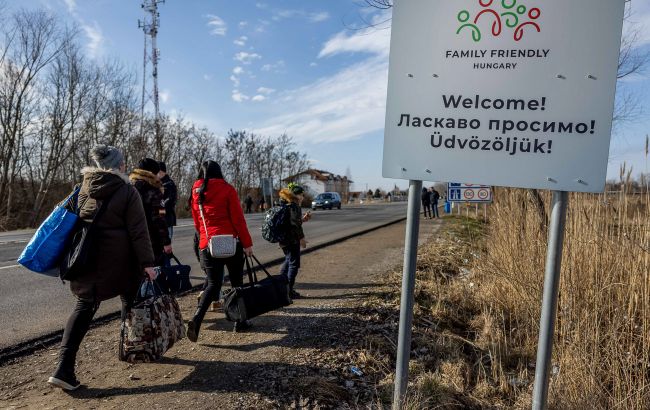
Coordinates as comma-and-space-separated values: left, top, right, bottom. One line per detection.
157, 254, 192, 294
223, 255, 292, 322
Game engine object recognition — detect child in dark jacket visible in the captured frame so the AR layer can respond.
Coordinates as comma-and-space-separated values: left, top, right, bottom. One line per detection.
278, 183, 311, 299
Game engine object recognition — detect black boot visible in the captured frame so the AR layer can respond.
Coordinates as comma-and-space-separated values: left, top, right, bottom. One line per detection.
186, 310, 203, 343
48, 355, 80, 391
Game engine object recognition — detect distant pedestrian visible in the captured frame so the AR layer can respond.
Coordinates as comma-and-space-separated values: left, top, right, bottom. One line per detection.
430, 187, 440, 218
158, 161, 177, 239
48, 145, 157, 391
421, 187, 432, 219
130, 158, 172, 266
188, 160, 254, 340
279, 183, 311, 299
258, 196, 266, 212
244, 195, 254, 214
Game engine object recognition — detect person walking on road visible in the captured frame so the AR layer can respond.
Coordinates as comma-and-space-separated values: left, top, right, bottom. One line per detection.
430, 187, 440, 218
130, 158, 172, 267
158, 161, 177, 240
244, 195, 254, 214
279, 183, 311, 299
421, 187, 432, 219
258, 196, 266, 212
48, 145, 157, 391
188, 160, 254, 340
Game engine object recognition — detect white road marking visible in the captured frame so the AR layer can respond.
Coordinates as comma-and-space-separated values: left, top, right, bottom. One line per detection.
0, 264, 21, 270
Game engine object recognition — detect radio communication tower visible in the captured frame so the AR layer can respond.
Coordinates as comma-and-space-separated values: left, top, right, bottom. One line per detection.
138, 0, 164, 157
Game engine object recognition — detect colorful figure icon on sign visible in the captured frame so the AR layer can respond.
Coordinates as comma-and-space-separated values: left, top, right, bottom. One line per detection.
457, 0, 541, 42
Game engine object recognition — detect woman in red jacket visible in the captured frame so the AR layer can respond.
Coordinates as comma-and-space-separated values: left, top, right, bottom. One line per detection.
188, 160, 254, 340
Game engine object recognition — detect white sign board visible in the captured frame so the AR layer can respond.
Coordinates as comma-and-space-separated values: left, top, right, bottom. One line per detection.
448, 183, 492, 203
382, 0, 625, 193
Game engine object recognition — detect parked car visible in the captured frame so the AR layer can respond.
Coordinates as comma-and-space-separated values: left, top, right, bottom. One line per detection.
312, 192, 342, 210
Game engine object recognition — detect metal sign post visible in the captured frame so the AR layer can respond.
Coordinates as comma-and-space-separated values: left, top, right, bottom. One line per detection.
532, 191, 569, 409
392, 179, 422, 409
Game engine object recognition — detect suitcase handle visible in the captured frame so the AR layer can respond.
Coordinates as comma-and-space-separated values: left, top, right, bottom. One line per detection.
243, 255, 274, 286
167, 253, 182, 266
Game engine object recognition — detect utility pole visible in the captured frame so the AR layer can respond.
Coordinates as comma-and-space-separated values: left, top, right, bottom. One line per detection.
138, 0, 164, 159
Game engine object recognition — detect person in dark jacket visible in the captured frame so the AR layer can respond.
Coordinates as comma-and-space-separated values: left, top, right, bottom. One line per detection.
158, 161, 177, 239
130, 158, 172, 266
244, 195, 253, 214
48, 145, 157, 391
430, 187, 440, 218
421, 187, 432, 219
278, 183, 311, 299
188, 160, 254, 340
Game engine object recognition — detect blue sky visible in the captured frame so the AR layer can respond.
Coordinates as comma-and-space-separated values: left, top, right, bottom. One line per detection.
13, 0, 650, 191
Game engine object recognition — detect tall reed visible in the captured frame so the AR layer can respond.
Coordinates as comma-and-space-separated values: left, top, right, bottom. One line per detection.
477, 187, 650, 408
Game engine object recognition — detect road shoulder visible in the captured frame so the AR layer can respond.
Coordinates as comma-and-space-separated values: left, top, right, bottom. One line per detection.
0, 218, 443, 409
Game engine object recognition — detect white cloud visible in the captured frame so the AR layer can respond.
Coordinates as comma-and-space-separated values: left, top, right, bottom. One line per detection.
233, 36, 248, 47
261, 60, 285, 72
63, 0, 76, 13
257, 87, 275, 95
203, 74, 212, 81
319, 26, 391, 59
82, 22, 104, 59
159, 89, 170, 104
252, 21, 391, 143
238, 21, 248, 29
232, 90, 249, 103
252, 95, 267, 102
625, 2, 650, 46
309, 12, 330, 22
310, 62, 317, 67
234, 52, 261, 64
206, 14, 227, 36
232, 66, 244, 75
269, 9, 329, 23
229, 75, 240, 87
253, 57, 388, 143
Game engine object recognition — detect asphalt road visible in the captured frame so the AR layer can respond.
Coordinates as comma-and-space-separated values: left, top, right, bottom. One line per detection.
0, 203, 407, 349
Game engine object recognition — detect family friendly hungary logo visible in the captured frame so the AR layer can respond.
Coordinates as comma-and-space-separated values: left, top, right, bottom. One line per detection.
456, 0, 541, 42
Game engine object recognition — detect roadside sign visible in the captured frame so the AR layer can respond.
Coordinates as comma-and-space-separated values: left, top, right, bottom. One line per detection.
382, 0, 625, 193
447, 183, 492, 203
261, 177, 273, 196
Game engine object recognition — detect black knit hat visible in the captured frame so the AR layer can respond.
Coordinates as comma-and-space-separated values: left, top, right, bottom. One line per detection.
138, 158, 160, 174
158, 161, 167, 172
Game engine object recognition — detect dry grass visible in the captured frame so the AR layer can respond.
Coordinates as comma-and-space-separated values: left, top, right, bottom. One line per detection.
357, 188, 649, 409
477, 189, 650, 409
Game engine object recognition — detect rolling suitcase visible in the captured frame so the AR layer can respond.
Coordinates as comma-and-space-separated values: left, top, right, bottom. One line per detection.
223, 255, 292, 322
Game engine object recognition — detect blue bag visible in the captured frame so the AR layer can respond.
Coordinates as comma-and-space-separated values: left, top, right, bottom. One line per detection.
17, 187, 80, 274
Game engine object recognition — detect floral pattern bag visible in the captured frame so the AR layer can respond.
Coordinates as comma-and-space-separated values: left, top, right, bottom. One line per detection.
119, 279, 186, 363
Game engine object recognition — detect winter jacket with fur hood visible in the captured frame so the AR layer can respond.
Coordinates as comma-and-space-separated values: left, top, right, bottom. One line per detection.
70, 167, 155, 301
130, 169, 171, 264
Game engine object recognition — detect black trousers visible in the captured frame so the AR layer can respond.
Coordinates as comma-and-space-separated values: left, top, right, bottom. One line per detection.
422, 202, 432, 218
58, 293, 134, 369
195, 243, 245, 325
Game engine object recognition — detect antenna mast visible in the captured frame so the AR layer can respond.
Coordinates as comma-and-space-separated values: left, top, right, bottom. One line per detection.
138, 0, 164, 158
